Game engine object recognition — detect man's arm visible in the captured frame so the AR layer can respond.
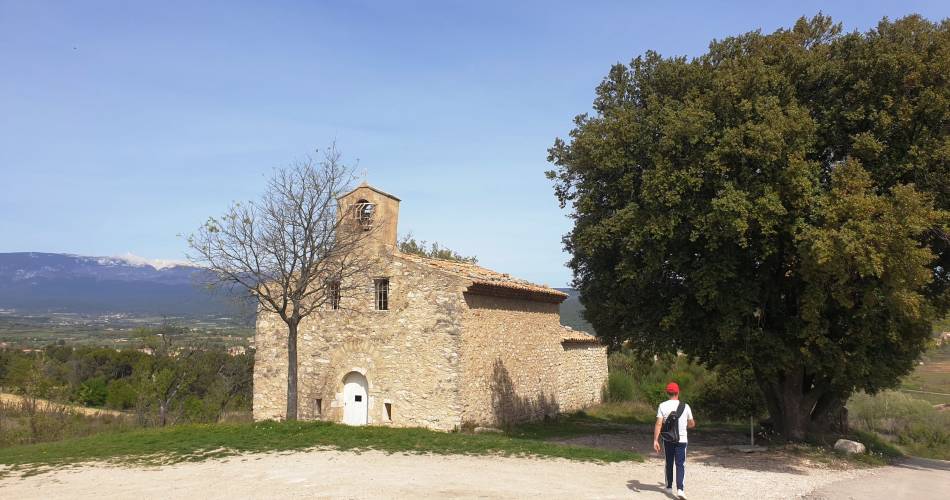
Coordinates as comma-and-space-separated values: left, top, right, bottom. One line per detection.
652, 417, 663, 453
687, 406, 696, 429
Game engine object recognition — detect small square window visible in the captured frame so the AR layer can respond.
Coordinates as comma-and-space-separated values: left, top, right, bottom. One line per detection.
314, 398, 323, 416
374, 278, 389, 311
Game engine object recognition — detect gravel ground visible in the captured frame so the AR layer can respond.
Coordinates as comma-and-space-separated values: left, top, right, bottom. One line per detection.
0, 449, 865, 499
805, 457, 950, 500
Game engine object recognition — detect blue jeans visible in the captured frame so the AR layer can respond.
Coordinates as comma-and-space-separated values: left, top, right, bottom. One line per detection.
663, 440, 687, 490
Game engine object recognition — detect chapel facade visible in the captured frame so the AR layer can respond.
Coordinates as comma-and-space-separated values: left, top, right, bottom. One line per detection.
253, 183, 607, 430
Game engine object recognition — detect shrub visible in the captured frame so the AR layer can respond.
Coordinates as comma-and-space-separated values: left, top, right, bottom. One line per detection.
693, 367, 767, 421
77, 377, 108, 407
0, 400, 136, 447
848, 391, 950, 460
106, 378, 137, 410
182, 395, 218, 423
641, 382, 668, 408
605, 349, 765, 422
606, 372, 635, 402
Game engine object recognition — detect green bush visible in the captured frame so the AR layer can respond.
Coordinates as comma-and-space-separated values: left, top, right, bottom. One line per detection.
182, 395, 218, 423
605, 350, 765, 422
640, 382, 668, 408
606, 372, 635, 402
693, 367, 766, 421
106, 378, 137, 410
77, 377, 108, 407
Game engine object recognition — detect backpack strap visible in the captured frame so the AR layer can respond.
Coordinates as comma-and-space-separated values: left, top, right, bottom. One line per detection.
674, 401, 685, 422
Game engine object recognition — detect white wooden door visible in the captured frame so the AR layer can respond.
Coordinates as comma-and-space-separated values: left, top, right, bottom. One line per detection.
342, 372, 368, 426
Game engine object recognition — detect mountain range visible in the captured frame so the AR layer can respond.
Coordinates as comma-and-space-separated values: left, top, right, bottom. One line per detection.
0, 252, 594, 333
0, 252, 241, 318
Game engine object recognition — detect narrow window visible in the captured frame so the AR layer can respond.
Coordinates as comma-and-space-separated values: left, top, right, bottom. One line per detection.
384, 402, 393, 422
314, 398, 322, 417
328, 280, 341, 310
374, 278, 389, 311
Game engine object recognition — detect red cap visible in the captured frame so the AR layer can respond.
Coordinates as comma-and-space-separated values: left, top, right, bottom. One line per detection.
666, 382, 680, 394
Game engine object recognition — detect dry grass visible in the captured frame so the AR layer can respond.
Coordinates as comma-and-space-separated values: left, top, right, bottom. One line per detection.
0, 399, 137, 448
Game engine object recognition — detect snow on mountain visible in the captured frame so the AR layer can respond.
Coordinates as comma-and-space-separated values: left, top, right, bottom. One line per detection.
105, 252, 192, 271
0, 252, 244, 317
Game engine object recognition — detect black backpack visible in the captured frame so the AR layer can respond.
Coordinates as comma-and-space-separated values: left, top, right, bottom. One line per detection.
660, 401, 686, 443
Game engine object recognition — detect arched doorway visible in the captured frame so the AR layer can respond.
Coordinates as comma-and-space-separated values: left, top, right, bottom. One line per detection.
342, 371, 369, 426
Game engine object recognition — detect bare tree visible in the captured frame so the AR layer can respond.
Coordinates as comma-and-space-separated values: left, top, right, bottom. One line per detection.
187, 144, 376, 420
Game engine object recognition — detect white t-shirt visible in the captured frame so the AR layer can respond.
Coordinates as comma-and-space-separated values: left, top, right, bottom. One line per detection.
657, 399, 693, 443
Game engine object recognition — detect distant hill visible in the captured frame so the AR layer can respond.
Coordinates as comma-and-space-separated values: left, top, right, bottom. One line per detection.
556, 288, 595, 335
0, 253, 594, 333
0, 252, 244, 318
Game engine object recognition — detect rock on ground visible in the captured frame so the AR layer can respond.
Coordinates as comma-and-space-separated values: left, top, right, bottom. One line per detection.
833, 439, 867, 455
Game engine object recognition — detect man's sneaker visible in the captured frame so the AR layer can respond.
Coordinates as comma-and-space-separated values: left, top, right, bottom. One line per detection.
676, 489, 686, 499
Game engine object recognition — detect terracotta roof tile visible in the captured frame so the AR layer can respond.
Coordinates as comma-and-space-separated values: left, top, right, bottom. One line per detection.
560, 326, 601, 344
396, 252, 568, 301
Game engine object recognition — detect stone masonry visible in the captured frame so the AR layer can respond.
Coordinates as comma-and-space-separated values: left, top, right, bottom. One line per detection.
253, 184, 607, 431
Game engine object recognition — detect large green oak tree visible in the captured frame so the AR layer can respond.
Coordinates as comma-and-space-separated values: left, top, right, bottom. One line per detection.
547, 14, 949, 440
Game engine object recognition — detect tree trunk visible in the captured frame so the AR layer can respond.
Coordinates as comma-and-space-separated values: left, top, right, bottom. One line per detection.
160, 401, 167, 427
757, 365, 845, 441
810, 392, 849, 435
286, 320, 299, 421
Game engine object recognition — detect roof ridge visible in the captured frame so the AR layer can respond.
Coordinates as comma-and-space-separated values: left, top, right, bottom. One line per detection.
338, 183, 401, 202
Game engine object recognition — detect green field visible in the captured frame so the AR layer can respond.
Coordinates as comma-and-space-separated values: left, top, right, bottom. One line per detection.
899, 342, 950, 404
0, 312, 252, 349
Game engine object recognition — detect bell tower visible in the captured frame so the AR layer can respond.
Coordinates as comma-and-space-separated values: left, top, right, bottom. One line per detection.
337, 182, 400, 249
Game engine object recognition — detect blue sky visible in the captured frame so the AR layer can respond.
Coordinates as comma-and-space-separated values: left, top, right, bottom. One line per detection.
1, 1, 946, 286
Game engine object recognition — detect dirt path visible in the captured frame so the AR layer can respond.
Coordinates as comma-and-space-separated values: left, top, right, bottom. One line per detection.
806, 457, 950, 500
0, 449, 862, 499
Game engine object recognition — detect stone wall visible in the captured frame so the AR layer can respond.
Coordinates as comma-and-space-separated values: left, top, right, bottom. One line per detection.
558, 342, 608, 411
253, 254, 607, 431
457, 293, 606, 427
253, 253, 469, 431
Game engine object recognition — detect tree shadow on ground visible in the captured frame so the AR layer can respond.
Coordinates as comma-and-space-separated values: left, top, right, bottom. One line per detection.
553, 425, 850, 475
490, 359, 559, 427
894, 457, 950, 472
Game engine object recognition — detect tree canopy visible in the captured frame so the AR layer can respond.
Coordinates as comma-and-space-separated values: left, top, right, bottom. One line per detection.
547, 14, 950, 439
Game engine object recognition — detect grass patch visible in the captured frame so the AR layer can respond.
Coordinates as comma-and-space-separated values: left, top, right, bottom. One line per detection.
0, 419, 641, 474
508, 402, 754, 443
847, 429, 904, 464
899, 342, 950, 404
848, 390, 950, 460
507, 401, 657, 441
583, 401, 657, 424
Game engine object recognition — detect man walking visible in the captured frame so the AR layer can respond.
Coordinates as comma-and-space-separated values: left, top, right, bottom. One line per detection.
653, 381, 695, 499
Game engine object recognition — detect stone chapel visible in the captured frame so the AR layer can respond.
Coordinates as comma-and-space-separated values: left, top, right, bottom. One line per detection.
253, 183, 607, 430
